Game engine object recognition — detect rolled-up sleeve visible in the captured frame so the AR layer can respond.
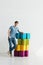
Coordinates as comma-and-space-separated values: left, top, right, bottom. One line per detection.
9, 26, 12, 31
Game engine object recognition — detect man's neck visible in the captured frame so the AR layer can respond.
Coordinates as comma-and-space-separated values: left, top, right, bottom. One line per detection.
14, 25, 16, 27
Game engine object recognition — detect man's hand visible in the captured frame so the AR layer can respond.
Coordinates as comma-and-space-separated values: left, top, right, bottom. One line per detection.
18, 30, 23, 34
20, 32, 23, 34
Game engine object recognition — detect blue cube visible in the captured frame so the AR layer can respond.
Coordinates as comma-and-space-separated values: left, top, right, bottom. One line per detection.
20, 33, 26, 39
16, 33, 30, 39
26, 33, 30, 39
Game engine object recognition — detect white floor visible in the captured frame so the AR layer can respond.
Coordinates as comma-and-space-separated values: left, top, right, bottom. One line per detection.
0, 51, 43, 65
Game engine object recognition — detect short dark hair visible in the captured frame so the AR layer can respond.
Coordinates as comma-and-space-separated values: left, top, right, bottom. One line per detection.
15, 21, 19, 23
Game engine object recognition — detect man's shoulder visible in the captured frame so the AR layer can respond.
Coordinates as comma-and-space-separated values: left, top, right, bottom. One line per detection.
9, 25, 13, 29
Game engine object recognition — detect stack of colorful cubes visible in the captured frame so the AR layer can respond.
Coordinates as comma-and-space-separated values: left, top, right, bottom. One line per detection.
14, 33, 30, 57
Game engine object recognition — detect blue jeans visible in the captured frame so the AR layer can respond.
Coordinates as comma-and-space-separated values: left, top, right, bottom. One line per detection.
8, 37, 16, 54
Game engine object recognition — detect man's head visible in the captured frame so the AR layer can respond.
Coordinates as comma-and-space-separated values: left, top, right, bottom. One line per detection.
14, 21, 19, 26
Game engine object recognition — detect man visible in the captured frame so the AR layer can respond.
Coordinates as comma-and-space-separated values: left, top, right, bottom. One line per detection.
8, 21, 23, 56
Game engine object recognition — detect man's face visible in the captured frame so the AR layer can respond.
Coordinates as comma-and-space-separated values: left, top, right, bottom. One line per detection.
15, 23, 19, 26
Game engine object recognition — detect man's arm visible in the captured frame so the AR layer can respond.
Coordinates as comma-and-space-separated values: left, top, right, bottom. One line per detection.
18, 30, 23, 33
8, 29, 11, 38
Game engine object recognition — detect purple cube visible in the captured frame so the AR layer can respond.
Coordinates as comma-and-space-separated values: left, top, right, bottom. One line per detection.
24, 51, 29, 57
14, 51, 19, 56
19, 51, 25, 57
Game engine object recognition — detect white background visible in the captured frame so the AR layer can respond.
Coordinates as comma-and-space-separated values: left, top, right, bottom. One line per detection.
0, 0, 43, 65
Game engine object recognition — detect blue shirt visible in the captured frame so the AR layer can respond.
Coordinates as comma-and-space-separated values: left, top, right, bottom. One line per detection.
9, 26, 19, 38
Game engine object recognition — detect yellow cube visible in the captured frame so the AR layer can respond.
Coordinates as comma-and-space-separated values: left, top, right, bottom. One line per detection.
15, 45, 20, 51
20, 45, 29, 51
25, 45, 29, 51
20, 45, 25, 51
21, 39, 29, 45
18, 39, 22, 45
26, 39, 29, 45
18, 39, 29, 45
